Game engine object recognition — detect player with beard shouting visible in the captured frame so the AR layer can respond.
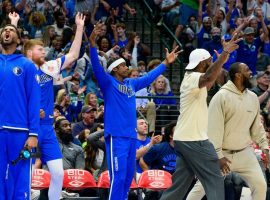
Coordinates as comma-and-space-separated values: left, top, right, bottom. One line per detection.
0, 23, 40, 199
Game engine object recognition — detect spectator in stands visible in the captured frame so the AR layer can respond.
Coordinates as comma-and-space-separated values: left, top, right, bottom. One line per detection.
147, 58, 162, 71
212, 5, 232, 36
154, 0, 180, 27
235, 10, 269, 75
118, 47, 135, 68
97, 35, 113, 54
55, 88, 82, 122
54, 104, 62, 120
140, 121, 176, 173
96, 0, 136, 21
72, 105, 99, 137
140, 121, 177, 200
149, 75, 178, 134
264, 33, 270, 57
112, 23, 128, 48
24, 11, 47, 39
178, 17, 197, 62
126, 32, 151, 65
256, 47, 270, 72
86, 128, 109, 199
84, 92, 104, 123
45, 35, 63, 60
251, 71, 270, 112
105, 7, 121, 33
149, 75, 176, 106
55, 118, 85, 169
249, 16, 260, 37
42, 25, 56, 54
0, 1, 14, 26
85, 128, 106, 179
173, 0, 199, 46
82, 10, 94, 38
136, 118, 162, 176
202, 27, 223, 56
75, 46, 101, 96
68, 76, 85, 108
212, 34, 238, 71
147, 58, 172, 93
52, 10, 70, 36
197, 16, 213, 48
138, 60, 147, 76
129, 68, 156, 133
255, 0, 270, 21
61, 27, 75, 51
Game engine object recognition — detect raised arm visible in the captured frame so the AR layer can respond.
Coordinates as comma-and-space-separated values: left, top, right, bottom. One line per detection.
232, 17, 249, 35
15, 0, 27, 12
132, 46, 182, 91
197, 0, 204, 27
199, 33, 242, 89
89, 22, 111, 89
9, 12, 20, 27
62, 13, 85, 69
225, 0, 234, 23
257, 11, 269, 41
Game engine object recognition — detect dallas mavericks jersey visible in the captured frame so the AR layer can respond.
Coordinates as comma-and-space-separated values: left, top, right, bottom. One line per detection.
39, 56, 65, 125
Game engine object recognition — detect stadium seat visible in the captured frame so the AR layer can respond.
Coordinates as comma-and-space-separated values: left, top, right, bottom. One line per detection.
63, 169, 97, 190
97, 170, 138, 189
138, 170, 172, 191
31, 169, 51, 190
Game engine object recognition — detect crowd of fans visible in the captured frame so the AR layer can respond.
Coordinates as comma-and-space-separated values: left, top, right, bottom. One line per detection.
1, 0, 270, 199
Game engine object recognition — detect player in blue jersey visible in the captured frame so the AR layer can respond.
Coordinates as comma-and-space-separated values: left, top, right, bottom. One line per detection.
0, 24, 40, 199
89, 22, 182, 200
17, 13, 84, 199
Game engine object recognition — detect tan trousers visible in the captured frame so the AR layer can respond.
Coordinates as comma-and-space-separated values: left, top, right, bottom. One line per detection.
137, 102, 156, 133
186, 147, 267, 200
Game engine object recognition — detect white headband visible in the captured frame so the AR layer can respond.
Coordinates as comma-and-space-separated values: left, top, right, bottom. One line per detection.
107, 58, 126, 73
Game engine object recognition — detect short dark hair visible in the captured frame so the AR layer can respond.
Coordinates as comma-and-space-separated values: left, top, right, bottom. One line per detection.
163, 121, 177, 142
229, 62, 242, 81
55, 118, 67, 130
1, 24, 21, 39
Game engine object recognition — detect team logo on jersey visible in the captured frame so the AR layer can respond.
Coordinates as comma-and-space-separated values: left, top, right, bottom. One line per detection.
35, 74, 40, 84
117, 84, 135, 97
13, 67, 23, 76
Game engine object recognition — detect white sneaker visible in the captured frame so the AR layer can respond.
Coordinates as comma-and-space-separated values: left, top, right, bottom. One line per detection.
60, 190, 80, 199
31, 189, 40, 200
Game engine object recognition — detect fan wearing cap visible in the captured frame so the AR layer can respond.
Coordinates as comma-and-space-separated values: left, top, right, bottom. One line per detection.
212, 34, 238, 71
0, 23, 40, 199
197, 16, 213, 48
160, 34, 241, 200
72, 105, 99, 138
251, 71, 270, 111
235, 11, 269, 75
202, 27, 222, 55
89, 22, 181, 200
